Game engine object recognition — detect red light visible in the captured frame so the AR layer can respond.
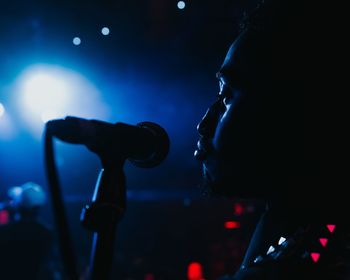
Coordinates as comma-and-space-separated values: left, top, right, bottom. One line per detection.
0, 210, 9, 225
326, 224, 336, 233
225, 221, 240, 229
187, 262, 203, 280
234, 203, 244, 216
310, 252, 320, 263
319, 238, 328, 247
144, 273, 154, 280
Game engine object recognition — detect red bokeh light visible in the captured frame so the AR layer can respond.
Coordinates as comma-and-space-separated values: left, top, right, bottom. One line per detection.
224, 221, 240, 229
233, 203, 244, 216
144, 273, 155, 280
0, 210, 9, 225
187, 262, 204, 280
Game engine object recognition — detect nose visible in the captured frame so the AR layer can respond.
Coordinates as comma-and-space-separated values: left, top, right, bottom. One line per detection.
197, 101, 222, 138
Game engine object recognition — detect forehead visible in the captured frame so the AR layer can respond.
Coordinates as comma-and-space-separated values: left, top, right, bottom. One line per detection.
216, 31, 248, 88
217, 28, 267, 89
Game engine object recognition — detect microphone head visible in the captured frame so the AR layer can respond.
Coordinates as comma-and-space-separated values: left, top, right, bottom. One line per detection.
129, 122, 170, 168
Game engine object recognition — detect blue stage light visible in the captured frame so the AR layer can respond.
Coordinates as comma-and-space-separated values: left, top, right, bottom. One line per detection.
0, 111, 15, 140
21, 72, 70, 119
177, 1, 186, 9
101, 27, 110, 36
15, 64, 110, 136
73, 37, 81, 45
0, 103, 5, 118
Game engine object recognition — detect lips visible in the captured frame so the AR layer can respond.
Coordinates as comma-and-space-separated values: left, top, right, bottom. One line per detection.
194, 149, 206, 160
194, 138, 213, 161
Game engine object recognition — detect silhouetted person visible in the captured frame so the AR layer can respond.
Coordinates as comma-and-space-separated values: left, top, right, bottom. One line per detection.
194, 1, 349, 279
0, 182, 53, 280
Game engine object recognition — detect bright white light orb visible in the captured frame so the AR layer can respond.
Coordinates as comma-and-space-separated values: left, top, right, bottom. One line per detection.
22, 73, 69, 117
0, 103, 5, 118
101, 27, 110, 36
177, 1, 186, 9
73, 37, 81, 45
15, 64, 110, 137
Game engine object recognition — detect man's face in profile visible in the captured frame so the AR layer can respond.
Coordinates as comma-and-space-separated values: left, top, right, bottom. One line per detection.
194, 28, 310, 198
195, 74, 254, 195
194, 31, 268, 197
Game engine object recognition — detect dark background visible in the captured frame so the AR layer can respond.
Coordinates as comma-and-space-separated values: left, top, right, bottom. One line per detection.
0, 1, 262, 279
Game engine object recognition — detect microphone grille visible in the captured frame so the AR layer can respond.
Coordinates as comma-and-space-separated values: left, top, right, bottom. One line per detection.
128, 122, 170, 168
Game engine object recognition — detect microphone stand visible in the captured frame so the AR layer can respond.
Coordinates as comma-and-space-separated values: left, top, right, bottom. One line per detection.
45, 118, 169, 280
80, 161, 126, 280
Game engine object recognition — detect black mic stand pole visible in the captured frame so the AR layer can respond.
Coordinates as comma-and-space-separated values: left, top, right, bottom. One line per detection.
80, 160, 126, 280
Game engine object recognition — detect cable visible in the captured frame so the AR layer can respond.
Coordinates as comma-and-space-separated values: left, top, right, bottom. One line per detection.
44, 126, 80, 280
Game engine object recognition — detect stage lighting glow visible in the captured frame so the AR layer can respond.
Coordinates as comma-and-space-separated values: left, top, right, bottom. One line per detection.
41, 110, 60, 123
16, 64, 110, 136
0, 103, 5, 117
22, 73, 69, 118
0, 113, 16, 140
177, 1, 186, 9
7, 186, 23, 198
73, 37, 81, 45
101, 27, 110, 36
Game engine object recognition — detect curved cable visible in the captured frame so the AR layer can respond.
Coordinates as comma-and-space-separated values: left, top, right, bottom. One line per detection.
44, 126, 79, 280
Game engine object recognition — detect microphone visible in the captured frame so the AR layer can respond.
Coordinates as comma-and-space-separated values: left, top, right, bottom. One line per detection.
46, 116, 170, 168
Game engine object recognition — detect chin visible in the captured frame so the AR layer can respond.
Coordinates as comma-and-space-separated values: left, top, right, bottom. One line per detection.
201, 163, 235, 197
201, 162, 266, 199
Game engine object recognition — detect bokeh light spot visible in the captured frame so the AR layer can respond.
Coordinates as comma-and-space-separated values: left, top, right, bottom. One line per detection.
177, 1, 186, 9
101, 27, 110, 36
0, 103, 5, 118
225, 221, 240, 229
187, 262, 203, 280
73, 37, 81, 45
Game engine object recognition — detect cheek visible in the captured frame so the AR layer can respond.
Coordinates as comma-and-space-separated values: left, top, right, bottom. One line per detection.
212, 98, 258, 166
212, 105, 238, 157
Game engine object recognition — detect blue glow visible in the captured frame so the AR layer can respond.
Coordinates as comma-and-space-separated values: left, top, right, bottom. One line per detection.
0, 112, 16, 140
101, 27, 110, 36
7, 186, 23, 199
0, 103, 4, 117
21, 73, 70, 117
41, 110, 60, 123
73, 37, 81, 45
15, 64, 110, 136
177, 1, 186, 9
